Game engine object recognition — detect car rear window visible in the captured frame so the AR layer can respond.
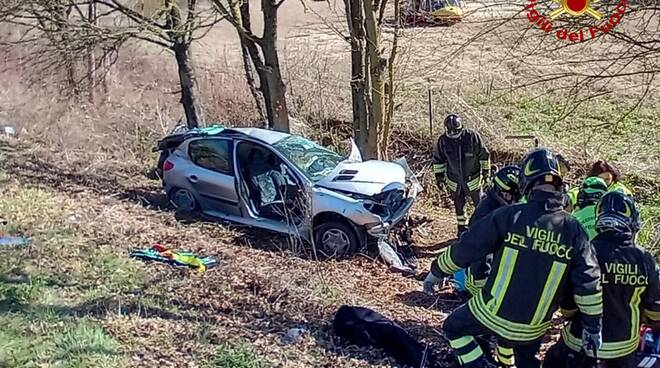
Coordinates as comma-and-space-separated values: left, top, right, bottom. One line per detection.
189, 139, 232, 174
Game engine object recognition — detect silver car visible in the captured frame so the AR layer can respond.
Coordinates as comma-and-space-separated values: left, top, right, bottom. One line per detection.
157, 126, 420, 257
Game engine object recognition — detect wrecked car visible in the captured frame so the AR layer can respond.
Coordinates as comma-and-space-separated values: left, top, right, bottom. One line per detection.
155, 125, 421, 257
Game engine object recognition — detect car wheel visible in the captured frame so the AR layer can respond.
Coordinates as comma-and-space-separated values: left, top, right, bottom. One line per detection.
169, 187, 198, 213
314, 221, 359, 258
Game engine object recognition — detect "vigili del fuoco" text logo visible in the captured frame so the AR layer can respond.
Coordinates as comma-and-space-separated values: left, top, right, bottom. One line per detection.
526, 0, 628, 42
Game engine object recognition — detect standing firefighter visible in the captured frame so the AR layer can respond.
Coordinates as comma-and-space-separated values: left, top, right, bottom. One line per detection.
424, 148, 602, 368
433, 114, 490, 237
545, 191, 660, 368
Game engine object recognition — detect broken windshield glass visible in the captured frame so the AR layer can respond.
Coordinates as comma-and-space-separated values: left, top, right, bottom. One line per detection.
273, 136, 344, 182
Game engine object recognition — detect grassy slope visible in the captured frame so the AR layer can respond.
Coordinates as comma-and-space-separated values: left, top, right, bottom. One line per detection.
0, 141, 454, 368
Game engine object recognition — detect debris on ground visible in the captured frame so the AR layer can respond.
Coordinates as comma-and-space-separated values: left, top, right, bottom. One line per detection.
2, 125, 15, 136
0, 235, 32, 247
378, 239, 415, 276
129, 244, 217, 272
281, 327, 307, 345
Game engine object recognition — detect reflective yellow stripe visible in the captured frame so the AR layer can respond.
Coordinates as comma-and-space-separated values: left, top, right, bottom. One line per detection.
480, 160, 490, 170
433, 164, 446, 173
644, 309, 660, 321
577, 303, 603, 316
437, 248, 460, 274
630, 287, 644, 343
446, 179, 458, 191
449, 336, 474, 350
494, 176, 510, 191
531, 261, 566, 325
457, 215, 468, 226
459, 344, 483, 365
574, 292, 602, 306
575, 292, 603, 316
562, 325, 640, 359
490, 247, 518, 314
496, 345, 515, 365
467, 176, 481, 191
469, 293, 550, 341
465, 270, 486, 296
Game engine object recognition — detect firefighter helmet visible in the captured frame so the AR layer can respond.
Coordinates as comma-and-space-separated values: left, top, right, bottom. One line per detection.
577, 176, 608, 208
596, 191, 640, 234
444, 114, 463, 138
518, 148, 563, 194
493, 165, 522, 202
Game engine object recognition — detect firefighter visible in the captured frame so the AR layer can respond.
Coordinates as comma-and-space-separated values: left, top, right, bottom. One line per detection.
572, 176, 608, 240
424, 148, 602, 368
545, 191, 660, 368
432, 114, 490, 237
463, 165, 522, 297
568, 160, 633, 210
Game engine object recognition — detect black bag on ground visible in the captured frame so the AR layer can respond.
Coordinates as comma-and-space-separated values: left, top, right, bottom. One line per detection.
333, 305, 436, 367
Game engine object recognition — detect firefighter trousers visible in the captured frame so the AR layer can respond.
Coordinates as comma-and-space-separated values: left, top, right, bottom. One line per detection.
443, 303, 542, 368
449, 182, 482, 231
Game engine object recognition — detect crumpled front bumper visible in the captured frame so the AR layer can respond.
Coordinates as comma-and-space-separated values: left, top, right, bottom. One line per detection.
366, 196, 416, 237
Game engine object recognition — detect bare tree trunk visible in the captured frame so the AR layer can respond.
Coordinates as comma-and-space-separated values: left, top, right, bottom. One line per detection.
240, 41, 267, 125
86, 0, 96, 103
344, 0, 369, 152
382, 0, 400, 159
166, 0, 204, 128
261, 0, 289, 132
173, 42, 204, 128
363, 0, 386, 160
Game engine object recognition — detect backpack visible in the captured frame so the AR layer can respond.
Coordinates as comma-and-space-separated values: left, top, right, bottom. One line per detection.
333, 305, 436, 367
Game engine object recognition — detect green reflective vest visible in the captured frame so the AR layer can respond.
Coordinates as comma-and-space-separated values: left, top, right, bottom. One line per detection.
572, 205, 598, 240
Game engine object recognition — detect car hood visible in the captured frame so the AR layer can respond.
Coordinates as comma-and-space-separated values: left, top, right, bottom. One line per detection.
316, 160, 408, 197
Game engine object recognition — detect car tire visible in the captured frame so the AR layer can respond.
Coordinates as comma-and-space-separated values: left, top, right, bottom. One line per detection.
314, 221, 359, 258
168, 187, 198, 214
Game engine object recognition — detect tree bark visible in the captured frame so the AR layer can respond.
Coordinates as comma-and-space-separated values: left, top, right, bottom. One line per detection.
261, 0, 289, 132
167, 0, 204, 128
363, 0, 386, 160
382, 0, 400, 159
344, 0, 369, 152
173, 42, 204, 128
240, 41, 267, 125
86, 0, 96, 103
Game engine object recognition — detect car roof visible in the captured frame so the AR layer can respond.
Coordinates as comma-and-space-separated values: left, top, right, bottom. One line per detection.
228, 127, 291, 145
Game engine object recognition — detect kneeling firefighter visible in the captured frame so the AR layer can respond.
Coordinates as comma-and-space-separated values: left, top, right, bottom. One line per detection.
424, 148, 602, 368
433, 165, 523, 297
545, 191, 660, 368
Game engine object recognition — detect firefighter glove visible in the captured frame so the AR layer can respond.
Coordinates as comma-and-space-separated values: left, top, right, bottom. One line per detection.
423, 272, 446, 295
581, 328, 602, 355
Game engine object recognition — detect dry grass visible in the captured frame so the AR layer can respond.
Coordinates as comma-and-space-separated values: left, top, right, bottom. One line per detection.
0, 137, 457, 367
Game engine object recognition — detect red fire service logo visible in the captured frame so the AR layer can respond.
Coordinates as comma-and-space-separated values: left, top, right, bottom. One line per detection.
526, 0, 628, 42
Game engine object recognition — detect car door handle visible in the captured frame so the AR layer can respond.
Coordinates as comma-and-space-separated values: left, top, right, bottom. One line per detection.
187, 175, 198, 184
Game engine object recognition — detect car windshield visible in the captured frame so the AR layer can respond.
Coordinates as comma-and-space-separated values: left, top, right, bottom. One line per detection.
273, 135, 345, 182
